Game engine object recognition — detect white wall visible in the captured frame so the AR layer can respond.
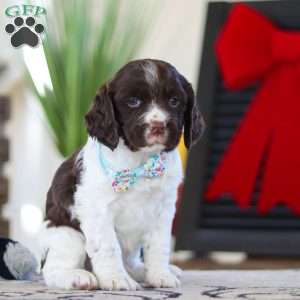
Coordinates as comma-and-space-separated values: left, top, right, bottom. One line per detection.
138, 0, 208, 86
2, 0, 209, 256
4, 87, 62, 258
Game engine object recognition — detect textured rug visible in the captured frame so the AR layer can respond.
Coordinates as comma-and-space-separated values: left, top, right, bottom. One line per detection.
1, 270, 300, 299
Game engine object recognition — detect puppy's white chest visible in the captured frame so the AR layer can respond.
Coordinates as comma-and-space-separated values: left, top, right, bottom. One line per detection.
77, 140, 183, 241
112, 177, 164, 236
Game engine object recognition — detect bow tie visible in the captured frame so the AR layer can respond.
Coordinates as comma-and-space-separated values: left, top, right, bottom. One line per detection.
97, 143, 166, 192
205, 4, 300, 214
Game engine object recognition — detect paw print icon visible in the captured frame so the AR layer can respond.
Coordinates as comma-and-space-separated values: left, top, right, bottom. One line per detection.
5, 16, 44, 48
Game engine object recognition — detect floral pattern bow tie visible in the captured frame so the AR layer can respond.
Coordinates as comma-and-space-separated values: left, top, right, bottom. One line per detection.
97, 143, 167, 192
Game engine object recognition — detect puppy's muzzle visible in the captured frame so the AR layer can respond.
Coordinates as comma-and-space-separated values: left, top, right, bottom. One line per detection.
149, 121, 166, 136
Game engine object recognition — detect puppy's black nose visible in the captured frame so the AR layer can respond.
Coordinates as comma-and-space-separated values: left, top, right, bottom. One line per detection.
150, 121, 165, 135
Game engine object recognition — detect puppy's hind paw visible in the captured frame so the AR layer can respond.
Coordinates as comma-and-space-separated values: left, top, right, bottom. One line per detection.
44, 269, 98, 290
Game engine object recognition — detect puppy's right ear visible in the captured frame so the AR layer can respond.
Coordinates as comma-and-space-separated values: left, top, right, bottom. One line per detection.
85, 85, 119, 150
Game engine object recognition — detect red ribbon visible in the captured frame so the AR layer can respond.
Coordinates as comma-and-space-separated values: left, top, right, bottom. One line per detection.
205, 4, 300, 214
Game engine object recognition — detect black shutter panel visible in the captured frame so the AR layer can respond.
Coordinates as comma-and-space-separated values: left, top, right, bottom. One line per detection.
176, 0, 300, 256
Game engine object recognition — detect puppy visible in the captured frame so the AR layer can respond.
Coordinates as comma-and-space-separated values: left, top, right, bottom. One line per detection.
40, 59, 204, 290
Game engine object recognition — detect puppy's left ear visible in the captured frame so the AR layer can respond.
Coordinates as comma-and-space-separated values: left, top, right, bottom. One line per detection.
85, 84, 119, 150
181, 76, 205, 149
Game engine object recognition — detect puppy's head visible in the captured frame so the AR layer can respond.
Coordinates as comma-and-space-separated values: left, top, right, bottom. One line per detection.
85, 59, 205, 152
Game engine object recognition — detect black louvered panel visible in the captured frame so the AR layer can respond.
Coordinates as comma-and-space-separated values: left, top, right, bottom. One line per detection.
217, 89, 256, 103
212, 115, 242, 128
203, 205, 293, 218
202, 204, 300, 227
202, 218, 300, 229
175, 0, 300, 255
215, 103, 248, 116
211, 128, 235, 140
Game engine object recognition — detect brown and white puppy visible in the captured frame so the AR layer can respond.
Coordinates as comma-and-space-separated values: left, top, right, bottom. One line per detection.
40, 59, 204, 290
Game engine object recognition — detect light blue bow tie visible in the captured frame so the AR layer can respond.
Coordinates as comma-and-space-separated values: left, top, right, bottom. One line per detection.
96, 143, 166, 192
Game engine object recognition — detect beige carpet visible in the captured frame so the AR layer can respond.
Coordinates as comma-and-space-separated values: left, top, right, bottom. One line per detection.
1, 270, 300, 299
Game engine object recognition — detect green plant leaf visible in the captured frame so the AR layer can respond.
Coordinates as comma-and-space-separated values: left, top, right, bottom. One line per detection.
25, 0, 155, 157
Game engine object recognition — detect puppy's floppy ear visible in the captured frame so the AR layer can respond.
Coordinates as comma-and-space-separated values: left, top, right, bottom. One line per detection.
181, 76, 205, 149
85, 84, 119, 150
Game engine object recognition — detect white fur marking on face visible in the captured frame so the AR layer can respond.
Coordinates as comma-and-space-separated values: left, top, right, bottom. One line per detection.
142, 61, 158, 87
144, 103, 169, 124
143, 104, 169, 146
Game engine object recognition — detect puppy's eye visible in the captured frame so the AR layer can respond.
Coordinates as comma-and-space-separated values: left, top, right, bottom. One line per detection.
126, 97, 142, 108
168, 97, 180, 108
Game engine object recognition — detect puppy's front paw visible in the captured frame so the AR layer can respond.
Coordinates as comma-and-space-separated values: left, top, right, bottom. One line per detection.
145, 268, 180, 288
127, 263, 182, 283
97, 271, 140, 290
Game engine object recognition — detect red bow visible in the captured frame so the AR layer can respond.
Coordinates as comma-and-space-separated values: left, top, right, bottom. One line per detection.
205, 4, 300, 214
